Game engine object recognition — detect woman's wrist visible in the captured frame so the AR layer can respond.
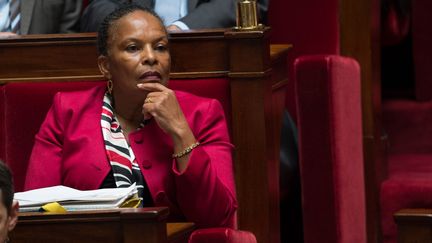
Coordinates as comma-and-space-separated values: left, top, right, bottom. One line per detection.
171, 128, 197, 152
172, 141, 200, 158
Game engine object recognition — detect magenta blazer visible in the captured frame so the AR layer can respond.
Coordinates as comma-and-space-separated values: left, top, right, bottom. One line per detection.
25, 85, 237, 228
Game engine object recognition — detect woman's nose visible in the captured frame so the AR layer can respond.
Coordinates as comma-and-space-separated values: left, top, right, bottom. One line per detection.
142, 46, 156, 65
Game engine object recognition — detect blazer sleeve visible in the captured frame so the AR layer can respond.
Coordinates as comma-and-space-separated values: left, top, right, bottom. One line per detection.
58, 0, 83, 33
80, 0, 120, 32
24, 93, 65, 190
179, 0, 237, 29
171, 99, 238, 228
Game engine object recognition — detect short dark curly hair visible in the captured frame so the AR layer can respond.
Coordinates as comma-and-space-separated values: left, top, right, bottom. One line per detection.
0, 161, 14, 213
97, 3, 166, 56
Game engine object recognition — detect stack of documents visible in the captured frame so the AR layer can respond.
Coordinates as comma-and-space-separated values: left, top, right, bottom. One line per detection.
15, 184, 138, 212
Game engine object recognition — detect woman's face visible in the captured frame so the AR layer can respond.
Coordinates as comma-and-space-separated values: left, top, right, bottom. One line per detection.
0, 195, 17, 243
99, 10, 171, 96
0, 203, 9, 243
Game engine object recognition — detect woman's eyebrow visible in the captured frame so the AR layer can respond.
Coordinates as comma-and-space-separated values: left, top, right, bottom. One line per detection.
120, 35, 168, 43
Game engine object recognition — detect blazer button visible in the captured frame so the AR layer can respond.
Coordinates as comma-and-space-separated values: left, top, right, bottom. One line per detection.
142, 160, 152, 169
134, 133, 143, 143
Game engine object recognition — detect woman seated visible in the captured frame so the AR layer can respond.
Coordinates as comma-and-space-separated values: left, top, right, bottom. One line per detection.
24, 3, 237, 228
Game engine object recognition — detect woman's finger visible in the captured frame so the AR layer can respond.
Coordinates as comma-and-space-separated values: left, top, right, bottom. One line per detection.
137, 82, 169, 92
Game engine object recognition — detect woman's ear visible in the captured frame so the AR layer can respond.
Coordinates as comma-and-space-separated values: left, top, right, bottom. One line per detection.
7, 200, 18, 232
98, 55, 111, 80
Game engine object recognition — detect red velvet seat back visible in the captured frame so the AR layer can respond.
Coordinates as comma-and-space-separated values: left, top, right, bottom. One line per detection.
0, 78, 230, 192
295, 55, 366, 243
380, 2, 432, 242
412, 1, 432, 101
169, 78, 231, 130
268, 0, 340, 119
1, 81, 105, 192
268, 0, 339, 53
382, 0, 432, 101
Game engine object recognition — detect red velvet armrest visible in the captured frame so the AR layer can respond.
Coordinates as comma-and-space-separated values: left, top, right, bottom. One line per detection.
295, 55, 366, 243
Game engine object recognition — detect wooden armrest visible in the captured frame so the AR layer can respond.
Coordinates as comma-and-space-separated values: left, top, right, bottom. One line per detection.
167, 222, 196, 243
394, 208, 432, 243
11, 207, 172, 243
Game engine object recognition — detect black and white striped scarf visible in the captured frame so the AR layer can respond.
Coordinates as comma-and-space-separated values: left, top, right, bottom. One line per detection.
101, 92, 145, 204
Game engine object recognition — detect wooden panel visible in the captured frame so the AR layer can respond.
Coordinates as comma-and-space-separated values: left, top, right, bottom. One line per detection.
170, 33, 227, 76
226, 29, 288, 243
10, 207, 171, 243
339, 0, 383, 242
0, 34, 100, 81
0, 30, 230, 82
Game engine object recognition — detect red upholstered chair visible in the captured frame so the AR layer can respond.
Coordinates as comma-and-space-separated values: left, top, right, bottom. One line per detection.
268, 1, 342, 242
380, 100, 432, 243
172, 78, 256, 243
294, 55, 367, 243
0, 79, 255, 243
381, 0, 411, 47
269, 0, 341, 240
268, 0, 339, 120
1, 81, 105, 192
380, 1, 432, 243
411, 0, 432, 101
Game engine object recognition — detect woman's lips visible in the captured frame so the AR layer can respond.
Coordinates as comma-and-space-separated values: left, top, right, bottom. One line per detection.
139, 71, 161, 82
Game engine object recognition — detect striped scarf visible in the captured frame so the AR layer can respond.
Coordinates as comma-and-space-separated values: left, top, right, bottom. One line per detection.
101, 92, 145, 204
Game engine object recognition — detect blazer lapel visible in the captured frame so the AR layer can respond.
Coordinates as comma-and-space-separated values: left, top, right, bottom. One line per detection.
88, 87, 112, 173
20, 0, 35, 34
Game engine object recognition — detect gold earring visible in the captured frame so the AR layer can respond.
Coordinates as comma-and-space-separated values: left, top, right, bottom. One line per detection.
107, 79, 113, 94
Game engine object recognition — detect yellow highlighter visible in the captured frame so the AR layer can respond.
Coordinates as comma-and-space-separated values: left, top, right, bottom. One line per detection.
40, 202, 67, 213
120, 197, 142, 208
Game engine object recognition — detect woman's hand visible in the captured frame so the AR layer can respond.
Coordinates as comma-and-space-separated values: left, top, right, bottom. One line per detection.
138, 83, 188, 135
137, 82, 197, 172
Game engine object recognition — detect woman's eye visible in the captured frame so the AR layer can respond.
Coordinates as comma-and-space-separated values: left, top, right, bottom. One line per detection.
155, 44, 168, 52
125, 45, 139, 52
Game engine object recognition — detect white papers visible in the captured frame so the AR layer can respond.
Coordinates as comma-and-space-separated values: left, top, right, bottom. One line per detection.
14, 184, 138, 212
